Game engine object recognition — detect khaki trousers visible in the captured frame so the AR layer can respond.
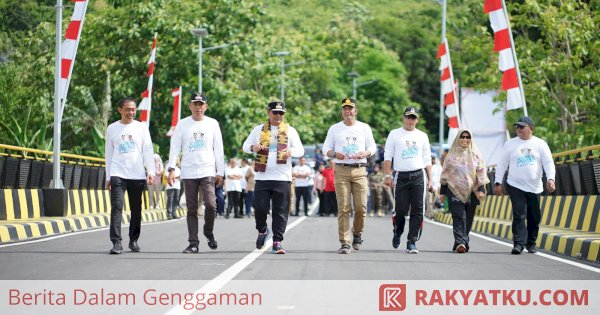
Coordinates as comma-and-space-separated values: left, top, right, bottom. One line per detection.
334, 164, 368, 245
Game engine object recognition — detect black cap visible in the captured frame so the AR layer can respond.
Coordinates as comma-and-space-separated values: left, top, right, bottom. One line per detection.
341, 98, 356, 108
191, 92, 207, 103
268, 101, 286, 112
514, 116, 534, 127
404, 107, 419, 117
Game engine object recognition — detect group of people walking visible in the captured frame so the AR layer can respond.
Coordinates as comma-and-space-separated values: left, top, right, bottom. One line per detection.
104, 93, 556, 257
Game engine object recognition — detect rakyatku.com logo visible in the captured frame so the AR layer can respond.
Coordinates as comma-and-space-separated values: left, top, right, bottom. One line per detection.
379, 284, 406, 311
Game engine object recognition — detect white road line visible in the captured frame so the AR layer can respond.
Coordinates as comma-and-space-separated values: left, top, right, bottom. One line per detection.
427, 219, 600, 273
164, 202, 316, 315
0, 217, 182, 248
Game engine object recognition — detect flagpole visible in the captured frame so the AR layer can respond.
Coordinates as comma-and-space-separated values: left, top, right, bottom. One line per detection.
501, 0, 527, 116
438, 0, 447, 148
51, 0, 63, 188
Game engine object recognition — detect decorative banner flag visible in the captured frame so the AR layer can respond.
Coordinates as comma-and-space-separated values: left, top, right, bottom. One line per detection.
59, 0, 89, 109
436, 38, 461, 130
484, 0, 526, 112
167, 87, 182, 137
138, 33, 158, 126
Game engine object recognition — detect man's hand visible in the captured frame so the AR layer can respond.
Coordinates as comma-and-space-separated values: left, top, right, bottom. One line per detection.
334, 152, 346, 160
476, 191, 485, 201
215, 175, 224, 187
105, 180, 111, 190
283, 148, 292, 159
547, 179, 556, 193
147, 174, 155, 185
493, 184, 503, 196
168, 171, 175, 186
427, 181, 433, 193
384, 177, 393, 188
251, 144, 264, 153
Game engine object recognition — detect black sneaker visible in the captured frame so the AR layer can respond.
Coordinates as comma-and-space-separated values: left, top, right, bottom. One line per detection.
205, 234, 218, 250
352, 234, 363, 250
272, 241, 286, 254
511, 244, 523, 255
182, 244, 199, 254
128, 240, 140, 252
109, 242, 123, 255
406, 242, 419, 254
337, 244, 351, 254
525, 244, 537, 253
256, 228, 270, 249
392, 233, 401, 249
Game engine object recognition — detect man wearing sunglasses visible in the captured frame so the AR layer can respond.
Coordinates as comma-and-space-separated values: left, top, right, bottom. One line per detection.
242, 101, 304, 254
494, 116, 555, 254
383, 107, 432, 254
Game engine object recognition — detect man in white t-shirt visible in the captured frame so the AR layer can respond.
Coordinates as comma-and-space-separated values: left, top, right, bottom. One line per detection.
225, 158, 244, 218
494, 116, 556, 254
105, 97, 156, 255
323, 98, 376, 254
239, 159, 250, 217
293, 157, 312, 216
242, 101, 304, 254
383, 107, 432, 254
167, 92, 225, 253
163, 160, 181, 219
148, 153, 164, 208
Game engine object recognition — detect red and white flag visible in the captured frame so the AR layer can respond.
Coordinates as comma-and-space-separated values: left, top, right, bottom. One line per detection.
484, 0, 525, 111
436, 38, 461, 130
167, 87, 182, 137
138, 33, 157, 126
59, 0, 88, 108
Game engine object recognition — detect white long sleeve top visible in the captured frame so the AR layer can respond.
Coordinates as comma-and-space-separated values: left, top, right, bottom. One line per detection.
384, 127, 432, 172
322, 121, 377, 164
105, 120, 155, 180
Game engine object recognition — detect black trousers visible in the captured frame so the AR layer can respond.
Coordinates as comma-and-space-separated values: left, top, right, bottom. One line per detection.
393, 170, 425, 243
226, 191, 242, 216
317, 190, 324, 215
295, 186, 310, 215
166, 189, 179, 215
448, 190, 477, 250
507, 183, 541, 247
109, 176, 145, 244
184, 177, 217, 245
253, 180, 291, 242
323, 191, 338, 215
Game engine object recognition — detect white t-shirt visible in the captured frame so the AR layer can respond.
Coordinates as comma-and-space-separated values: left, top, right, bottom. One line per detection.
240, 165, 249, 190
225, 166, 243, 192
167, 116, 225, 179
293, 164, 312, 187
105, 120, 155, 180
242, 124, 304, 181
384, 127, 432, 171
163, 166, 181, 190
322, 121, 377, 164
494, 136, 556, 193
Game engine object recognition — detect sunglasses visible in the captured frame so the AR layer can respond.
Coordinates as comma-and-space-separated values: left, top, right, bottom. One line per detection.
271, 111, 285, 116
459, 136, 471, 139
404, 115, 418, 120
515, 125, 529, 129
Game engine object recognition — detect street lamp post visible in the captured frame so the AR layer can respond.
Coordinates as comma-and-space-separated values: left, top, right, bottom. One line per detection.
191, 28, 208, 92
437, 0, 446, 149
274, 51, 290, 102
347, 71, 378, 99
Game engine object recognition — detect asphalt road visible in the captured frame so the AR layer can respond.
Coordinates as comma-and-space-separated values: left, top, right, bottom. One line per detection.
1, 212, 599, 281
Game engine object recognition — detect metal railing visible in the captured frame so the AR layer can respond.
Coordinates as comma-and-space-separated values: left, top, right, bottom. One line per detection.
0, 144, 106, 189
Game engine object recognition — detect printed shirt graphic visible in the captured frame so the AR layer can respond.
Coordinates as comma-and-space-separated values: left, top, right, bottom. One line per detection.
167, 116, 225, 179
384, 128, 431, 172
322, 121, 376, 164
105, 120, 155, 180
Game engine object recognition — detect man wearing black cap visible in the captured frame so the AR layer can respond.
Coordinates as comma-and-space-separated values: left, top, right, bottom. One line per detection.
242, 101, 304, 254
105, 97, 156, 254
494, 116, 555, 254
383, 107, 432, 254
167, 92, 225, 254
323, 98, 377, 254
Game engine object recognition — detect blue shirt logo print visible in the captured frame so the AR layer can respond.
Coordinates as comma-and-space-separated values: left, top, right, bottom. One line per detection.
401, 140, 419, 160
118, 134, 136, 155
188, 132, 207, 152
516, 147, 536, 167
342, 137, 359, 156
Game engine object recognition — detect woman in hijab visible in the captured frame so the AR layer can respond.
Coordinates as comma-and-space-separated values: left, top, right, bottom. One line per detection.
440, 129, 489, 253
